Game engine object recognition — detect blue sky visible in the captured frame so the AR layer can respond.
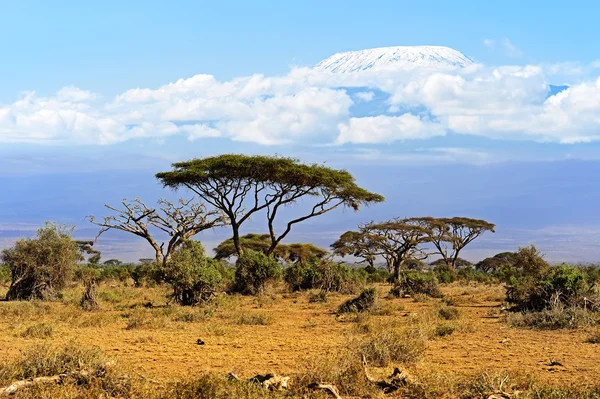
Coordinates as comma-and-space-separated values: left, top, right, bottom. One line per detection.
2, 1, 600, 262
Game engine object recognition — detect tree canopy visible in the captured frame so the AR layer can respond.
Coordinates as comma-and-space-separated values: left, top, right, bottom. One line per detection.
156, 154, 384, 257
333, 217, 432, 282
214, 233, 328, 264
423, 217, 495, 271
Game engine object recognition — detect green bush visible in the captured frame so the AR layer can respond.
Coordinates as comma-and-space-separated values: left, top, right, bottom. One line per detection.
365, 267, 391, 283
390, 271, 442, 298
234, 249, 282, 295
2, 223, 80, 300
130, 262, 163, 287
432, 265, 454, 284
284, 259, 365, 293
455, 267, 497, 284
338, 288, 377, 314
506, 264, 599, 311
99, 264, 135, 283
164, 240, 223, 306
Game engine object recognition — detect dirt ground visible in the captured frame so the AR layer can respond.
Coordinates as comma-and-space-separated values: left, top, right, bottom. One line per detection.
0, 283, 598, 386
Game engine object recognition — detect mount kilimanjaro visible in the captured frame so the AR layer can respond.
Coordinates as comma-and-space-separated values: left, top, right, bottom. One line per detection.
313, 45, 473, 73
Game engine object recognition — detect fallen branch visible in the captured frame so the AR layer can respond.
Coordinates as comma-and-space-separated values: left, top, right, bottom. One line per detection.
307, 382, 343, 399
0, 370, 93, 396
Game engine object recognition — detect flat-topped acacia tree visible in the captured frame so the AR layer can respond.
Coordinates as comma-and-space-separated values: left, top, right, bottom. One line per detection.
423, 217, 495, 272
156, 154, 384, 256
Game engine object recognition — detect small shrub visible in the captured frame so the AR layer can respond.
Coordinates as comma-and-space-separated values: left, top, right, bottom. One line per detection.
587, 331, 600, 344
19, 323, 54, 339
171, 307, 214, 323
235, 312, 272, 326
356, 326, 426, 366
434, 325, 455, 337
234, 250, 281, 295
284, 259, 365, 294
391, 271, 442, 298
308, 290, 328, 303
338, 288, 377, 314
507, 304, 595, 330
438, 307, 460, 320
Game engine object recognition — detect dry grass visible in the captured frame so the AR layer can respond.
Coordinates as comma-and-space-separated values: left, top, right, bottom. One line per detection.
1, 280, 600, 397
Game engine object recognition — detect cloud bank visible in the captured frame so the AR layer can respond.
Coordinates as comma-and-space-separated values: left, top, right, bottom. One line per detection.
2, 57, 600, 146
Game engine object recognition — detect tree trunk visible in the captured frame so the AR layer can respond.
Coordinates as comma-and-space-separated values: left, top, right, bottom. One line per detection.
80, 280, 99, 311
232, 223, 243, 256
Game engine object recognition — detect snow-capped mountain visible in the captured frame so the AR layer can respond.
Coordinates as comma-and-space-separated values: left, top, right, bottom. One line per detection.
313, 45, 474, 73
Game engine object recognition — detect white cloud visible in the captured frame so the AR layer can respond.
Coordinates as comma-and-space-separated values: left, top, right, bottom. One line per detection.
337, 114, 446, 144
354, 91, 375, 102
2, 55, 600, 147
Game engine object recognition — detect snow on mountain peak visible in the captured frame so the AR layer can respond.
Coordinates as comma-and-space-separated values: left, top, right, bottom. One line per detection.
313, 45, 474, 73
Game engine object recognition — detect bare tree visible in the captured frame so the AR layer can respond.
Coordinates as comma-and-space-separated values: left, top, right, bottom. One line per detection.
88, 198, 227, 267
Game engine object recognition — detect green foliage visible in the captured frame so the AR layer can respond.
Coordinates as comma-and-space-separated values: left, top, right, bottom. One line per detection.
214, 233, 328, 263
157, 154, 384, 258
430, 257, 473, 270
338, 288, 377, 314
284, 259, 366, 293
455, 267, 498, 284
432, 265, 454, 284
284, 259, 369, 293
364, 267, 390, 283
390, 271, 442, 298
130, 262, 162, 287
2, 223, 80, 300
0, 264, 10, 286
234, 249, 282, 295
99, 264, 135, 283
475, 252, 517, 273
164, 240, 224, 306
506, 264, 599, 311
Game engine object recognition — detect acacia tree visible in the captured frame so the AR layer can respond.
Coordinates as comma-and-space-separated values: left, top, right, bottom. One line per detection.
424, 217, 495, 272
362, 218, 432, 282
214, 233, 328, 264
156, 154, 384, 257
330, 230, 382, 272
333, 218, 432, 281
88, 197, 226, 267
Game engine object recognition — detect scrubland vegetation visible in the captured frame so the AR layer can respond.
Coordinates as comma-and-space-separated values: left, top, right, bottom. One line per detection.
2, 154, 600, 398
